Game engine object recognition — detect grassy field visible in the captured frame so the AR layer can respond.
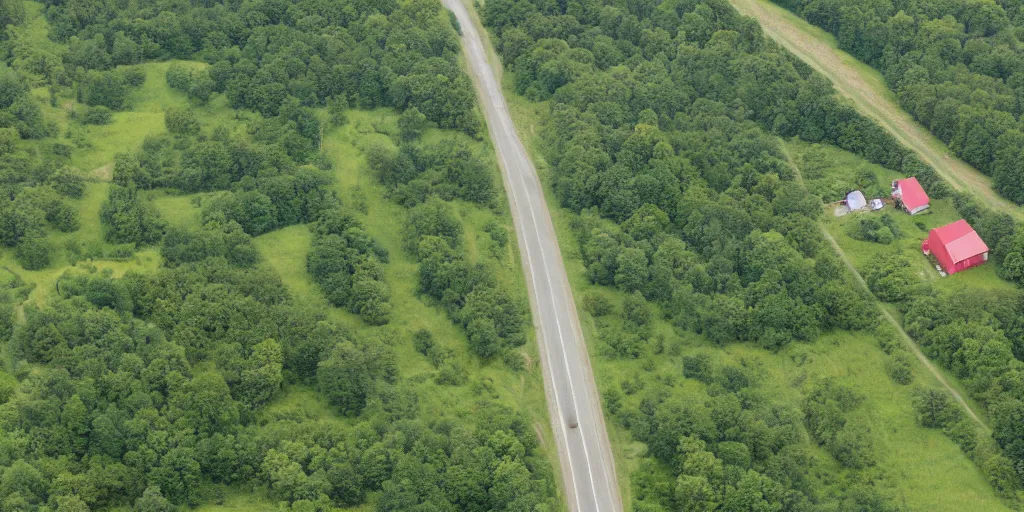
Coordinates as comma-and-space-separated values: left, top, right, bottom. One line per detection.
64, 61, 247, 176
728, 0, 1023, 220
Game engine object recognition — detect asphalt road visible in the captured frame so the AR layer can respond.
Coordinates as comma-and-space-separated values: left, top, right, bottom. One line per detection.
441, 2, 623, 511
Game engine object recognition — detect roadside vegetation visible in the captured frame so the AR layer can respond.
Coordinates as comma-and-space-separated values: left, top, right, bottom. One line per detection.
0, 0, 560, 511
480, 0, 1024, 509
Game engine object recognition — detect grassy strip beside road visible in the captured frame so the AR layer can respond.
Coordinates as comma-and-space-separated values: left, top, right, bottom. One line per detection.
730, 0, 1023, 220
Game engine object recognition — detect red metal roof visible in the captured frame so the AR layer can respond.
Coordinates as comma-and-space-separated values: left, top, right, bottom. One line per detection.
931, 220, 989, 264
896, 177, 929, 211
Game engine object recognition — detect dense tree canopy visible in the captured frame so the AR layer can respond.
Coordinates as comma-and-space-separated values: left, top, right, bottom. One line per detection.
45, 0, 480, 136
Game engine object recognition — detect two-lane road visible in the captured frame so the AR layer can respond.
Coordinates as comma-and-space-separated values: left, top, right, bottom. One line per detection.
441, 1, 623, 511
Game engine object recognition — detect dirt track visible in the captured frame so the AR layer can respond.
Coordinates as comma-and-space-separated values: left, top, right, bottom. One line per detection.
730, 0, 1023, 220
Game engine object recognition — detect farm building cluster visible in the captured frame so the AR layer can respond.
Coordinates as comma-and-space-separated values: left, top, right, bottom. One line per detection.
837, 176, 989, 276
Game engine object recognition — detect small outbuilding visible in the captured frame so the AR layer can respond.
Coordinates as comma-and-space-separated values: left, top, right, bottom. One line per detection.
922, 219, 989, 275
892, 177, 930, 215
846, 190, 867, 211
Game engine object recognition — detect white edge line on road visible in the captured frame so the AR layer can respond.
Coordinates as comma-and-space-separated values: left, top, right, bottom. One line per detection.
447, 2, 605, 510
493, 141, 585, 512
482, 36, 604, 512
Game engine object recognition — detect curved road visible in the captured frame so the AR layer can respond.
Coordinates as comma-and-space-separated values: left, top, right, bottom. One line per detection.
442, 1, 623, 511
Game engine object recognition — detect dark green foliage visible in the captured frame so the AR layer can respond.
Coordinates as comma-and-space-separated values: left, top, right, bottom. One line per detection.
803, 379, 874, 469
166, 63, 213, 104
583, 292, 614, 317
99, 184, 165, 245
46, 0, 480, 134
78, 69, 140, 110
0, 0, 25, 41
398, 107, 429, 142
161, 220, 260, 268
885, 352, 914, 385
201, 190, 278, 236
317, 341, 393, 416
0, 253, 554, 510
0, 3, 559, 511
847, 214, 902, 244
306, 208, 392, 325
412, 329, 434, 356
368, 139, 496, 207
912, 387, 963, 429
403, 196, 464, 252
14, 235, 51, 270
903, 289, 1024, 494
863, 252, 920, 303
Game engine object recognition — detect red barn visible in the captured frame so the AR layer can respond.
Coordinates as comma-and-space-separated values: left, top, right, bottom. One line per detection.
892, 177, 930, 215
922, 220, 989, 275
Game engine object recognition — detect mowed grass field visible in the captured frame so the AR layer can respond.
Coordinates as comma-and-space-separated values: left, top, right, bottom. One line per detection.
491, 38, 1010, 511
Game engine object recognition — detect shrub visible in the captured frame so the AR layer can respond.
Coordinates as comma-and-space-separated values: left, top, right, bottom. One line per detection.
82, 105, 113, 125
412, 329, 434, 355
682, 353, 713, 383
911, 387, 962, 429
121, 67, 147, 87
583, 292, 613, 317
15, 236, 51, 270
885, 352, 914, 385
48, 167, 85, 198
166, 62, 193, 91
165, 107, 200, 135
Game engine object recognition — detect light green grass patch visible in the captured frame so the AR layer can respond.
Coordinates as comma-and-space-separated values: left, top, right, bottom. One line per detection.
150, 190, 206, 228
67, 60, 250, 174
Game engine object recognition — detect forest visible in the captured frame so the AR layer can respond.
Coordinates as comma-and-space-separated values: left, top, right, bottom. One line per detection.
772, 0, 1024, 204
0, 0, 558, 510
483, 0, 1024, 509
5, 0, 1024, 510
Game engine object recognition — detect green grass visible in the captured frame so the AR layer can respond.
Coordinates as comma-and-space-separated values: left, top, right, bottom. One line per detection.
1, 53, 245, 305
66, 61, 248, 175
150, 190, 206, 228
734, 333, 1007, 511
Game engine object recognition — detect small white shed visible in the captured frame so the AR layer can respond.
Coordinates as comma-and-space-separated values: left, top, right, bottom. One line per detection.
846, 190, 867, 211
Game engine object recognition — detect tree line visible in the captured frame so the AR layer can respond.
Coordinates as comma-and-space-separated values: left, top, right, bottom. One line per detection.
774, 0, 1024, 204
0, 0, 562, 509
42, 0, 480, 137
